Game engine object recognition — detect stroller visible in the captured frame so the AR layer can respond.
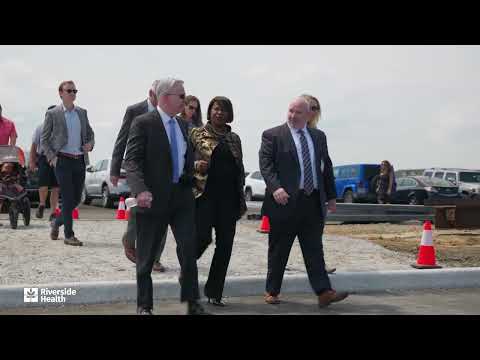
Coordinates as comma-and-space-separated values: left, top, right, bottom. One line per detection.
0, 145, 31, 229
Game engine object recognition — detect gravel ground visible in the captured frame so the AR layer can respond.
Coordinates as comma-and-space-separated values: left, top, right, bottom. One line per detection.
0, 216, 417, 286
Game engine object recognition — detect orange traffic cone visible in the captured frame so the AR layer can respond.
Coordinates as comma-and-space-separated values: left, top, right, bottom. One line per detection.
72, 207, 79, 220
257, 215, 270, 233
116, 197, 126, 220
411, 221, 442, 269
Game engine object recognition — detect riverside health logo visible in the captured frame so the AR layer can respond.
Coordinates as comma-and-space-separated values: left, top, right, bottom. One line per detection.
24, 288, 38, 302
23, 287, 77, 303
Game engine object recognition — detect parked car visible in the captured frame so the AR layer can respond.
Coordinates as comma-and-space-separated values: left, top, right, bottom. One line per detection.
244, 171, 265, 201
333, 164, 380, 203
423, 168, 480, 196
392, 176, 462, 205
395, 169, 425, 177
82, 159, 130, 208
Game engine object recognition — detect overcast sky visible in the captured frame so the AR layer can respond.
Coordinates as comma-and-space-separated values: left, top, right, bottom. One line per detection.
1, 45, 479, 172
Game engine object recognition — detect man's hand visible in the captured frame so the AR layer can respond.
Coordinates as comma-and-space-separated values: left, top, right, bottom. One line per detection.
137, 191, 153, 208
110, 176, 119, 187
49, 157, 57, 167
195, 160, 209, 175
82, 143, 93, 152
273, 188, 290, 205
327, 199, 336, 213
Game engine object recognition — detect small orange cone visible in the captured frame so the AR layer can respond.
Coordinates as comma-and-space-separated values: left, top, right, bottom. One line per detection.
72, 208, 79, 220
116, 197, 126, 220
411, 221, 442, 269
257, 215, 270, 233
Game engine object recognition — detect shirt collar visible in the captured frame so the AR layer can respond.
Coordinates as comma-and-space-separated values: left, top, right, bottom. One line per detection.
287, 121, 307, 133
157, 105, 176, 123
61, 103, 76, 113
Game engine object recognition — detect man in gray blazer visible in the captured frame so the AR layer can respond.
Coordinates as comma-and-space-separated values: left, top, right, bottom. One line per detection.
110, 81, 166, 271
41, 80, 95, 246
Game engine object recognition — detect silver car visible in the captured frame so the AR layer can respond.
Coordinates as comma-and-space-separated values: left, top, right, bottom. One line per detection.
82, 159, 130, 208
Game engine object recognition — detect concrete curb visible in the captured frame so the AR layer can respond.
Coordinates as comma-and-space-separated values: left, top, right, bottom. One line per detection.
2, 268, 480, 309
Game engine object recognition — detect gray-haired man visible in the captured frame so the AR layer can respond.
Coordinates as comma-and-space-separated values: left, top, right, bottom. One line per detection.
125, 77, 207, 315
111, 81, 166, 271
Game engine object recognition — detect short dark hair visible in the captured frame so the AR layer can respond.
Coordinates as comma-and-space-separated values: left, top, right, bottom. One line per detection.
207, 96, 234, 123
58, 80, 75, 92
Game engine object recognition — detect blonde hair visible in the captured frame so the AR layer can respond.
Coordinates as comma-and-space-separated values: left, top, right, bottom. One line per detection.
300, 94, 321, 128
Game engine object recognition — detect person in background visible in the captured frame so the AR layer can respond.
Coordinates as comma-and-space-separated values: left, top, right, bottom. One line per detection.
178, 95, 203, 133
376, 160, 396, 204
0, 104, 18, 146
29, 105, 60, 221
41, 80, 95, 246
110, 81, 166, 272
300, 93, 336, 274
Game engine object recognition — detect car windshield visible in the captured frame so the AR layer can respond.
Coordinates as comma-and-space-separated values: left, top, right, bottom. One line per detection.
421, 177, 455, 187
459, 172, 480, 183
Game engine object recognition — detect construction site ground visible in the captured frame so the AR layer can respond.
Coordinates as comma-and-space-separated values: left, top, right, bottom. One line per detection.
322, 222, 480, 268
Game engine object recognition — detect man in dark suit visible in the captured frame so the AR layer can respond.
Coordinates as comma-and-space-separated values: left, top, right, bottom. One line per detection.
110, 81, 166, 271
124, 77, 207, 315
259, 97, 349, 308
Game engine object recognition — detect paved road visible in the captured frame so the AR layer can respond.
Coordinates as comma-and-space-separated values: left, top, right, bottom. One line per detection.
2, 288, 480, 315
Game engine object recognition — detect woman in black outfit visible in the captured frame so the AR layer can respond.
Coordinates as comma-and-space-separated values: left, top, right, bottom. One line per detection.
189, 96, 247, 306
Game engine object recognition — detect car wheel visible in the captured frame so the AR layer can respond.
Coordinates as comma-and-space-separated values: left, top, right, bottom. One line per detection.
245, 188, 253, 202
343, 190, 354, 203
102, 186, 114, 208
82, 187, 92, 205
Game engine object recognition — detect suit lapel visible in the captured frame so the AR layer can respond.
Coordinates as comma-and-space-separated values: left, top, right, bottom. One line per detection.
74, 107, 85, 143
56, 106, 68, 136
282, 123, 300, 170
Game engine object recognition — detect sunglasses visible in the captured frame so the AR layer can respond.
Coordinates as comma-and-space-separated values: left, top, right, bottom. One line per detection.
64, 89, 78, 94
187, 105, 198, 111
311, 106, 320, 111
167, 93, 185, 100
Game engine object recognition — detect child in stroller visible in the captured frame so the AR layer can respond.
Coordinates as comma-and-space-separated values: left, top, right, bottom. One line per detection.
0, 146, 31, 229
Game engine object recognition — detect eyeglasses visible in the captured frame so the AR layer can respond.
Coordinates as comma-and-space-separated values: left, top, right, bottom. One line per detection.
311, 106, 320, 111
64, 89, 78, 94
167, 93, 185, 100
187, 105, 198, 111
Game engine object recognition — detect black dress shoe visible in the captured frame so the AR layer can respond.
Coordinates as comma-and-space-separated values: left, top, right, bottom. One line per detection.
207, 298, 226, 307
137, 307, 153, 315
36, 205, 45, 219
187, 301, 210, 315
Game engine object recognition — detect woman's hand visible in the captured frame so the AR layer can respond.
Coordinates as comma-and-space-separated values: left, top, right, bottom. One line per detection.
195, 160, 209, 175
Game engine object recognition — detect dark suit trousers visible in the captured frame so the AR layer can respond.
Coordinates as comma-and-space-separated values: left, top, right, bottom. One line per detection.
54, 156, 85, 238
196, 193, 237, 300
123, 206, 165, 263
266, 191, 331, 296
136, 184, 199, 309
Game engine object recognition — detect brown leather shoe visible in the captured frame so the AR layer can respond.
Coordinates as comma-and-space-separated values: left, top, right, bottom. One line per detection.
264, 292, 281, 305
152, 261, 166, 272
318, 290, 349, 308
122, 237, 136, 264
50, 220, 59, 240
64, 236, 83, 246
